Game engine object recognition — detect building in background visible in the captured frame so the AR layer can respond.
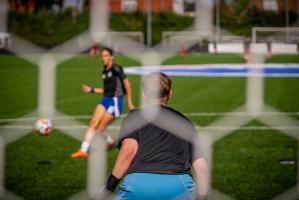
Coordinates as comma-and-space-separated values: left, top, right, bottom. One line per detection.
138, 0, 173, 12
109, 0, 173, 13
64, 0, 84, 12
121, 0, 138, 12
8, 0, 299, 14
9, 0, 64, 13
173, 0, 184, 15
109, 0, 122, 12
249, 0, 298, 13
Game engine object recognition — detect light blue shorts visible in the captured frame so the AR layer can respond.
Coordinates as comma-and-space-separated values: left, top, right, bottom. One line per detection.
113, 173, 195, 200
99, 96, 123, 117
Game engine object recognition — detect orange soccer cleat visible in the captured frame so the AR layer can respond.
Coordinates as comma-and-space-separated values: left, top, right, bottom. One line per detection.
70, 150, 88, 158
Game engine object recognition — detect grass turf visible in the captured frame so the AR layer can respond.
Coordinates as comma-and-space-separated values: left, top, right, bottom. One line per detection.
1, 53, 298, 199
266, 54, 299, 64
213, 120, 297, 200
0, 55, 38, 120
162, 53, 244, 65
265, 54, 299, 120
164, 53, 246, 125
168, 76, 245, 126
5, 130, 87, 200
265, 77, 299, 117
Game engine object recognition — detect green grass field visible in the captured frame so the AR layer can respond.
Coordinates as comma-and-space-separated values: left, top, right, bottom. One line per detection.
213, 120, 297, 200
0, 55, 38, 120
0, 53, 298, 200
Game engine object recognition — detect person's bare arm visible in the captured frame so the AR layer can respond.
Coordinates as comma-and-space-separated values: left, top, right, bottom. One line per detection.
123, 79, 135, 110
82, 84, 104, 94
94, 138, 138, 199
192, 158, 209, 200
112, 138, 138, 179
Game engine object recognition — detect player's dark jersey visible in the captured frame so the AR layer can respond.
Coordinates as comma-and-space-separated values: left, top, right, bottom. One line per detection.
103, 63, 126, 96
118, 105, 204, 175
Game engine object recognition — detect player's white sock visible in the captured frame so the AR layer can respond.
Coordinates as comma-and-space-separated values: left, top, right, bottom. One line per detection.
80, 142, 90, 152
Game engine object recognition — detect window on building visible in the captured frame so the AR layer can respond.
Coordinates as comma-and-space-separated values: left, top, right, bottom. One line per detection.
121, 0, 137, 12
263, 0, 278, 11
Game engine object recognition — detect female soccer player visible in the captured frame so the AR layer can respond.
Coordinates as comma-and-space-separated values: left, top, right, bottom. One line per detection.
71, 47, 135, 158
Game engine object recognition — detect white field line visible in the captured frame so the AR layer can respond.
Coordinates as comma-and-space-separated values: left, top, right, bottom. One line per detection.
0, 112, 298, 123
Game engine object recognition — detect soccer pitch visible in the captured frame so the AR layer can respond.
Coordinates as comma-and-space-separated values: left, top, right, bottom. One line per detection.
0, 53, 298, 200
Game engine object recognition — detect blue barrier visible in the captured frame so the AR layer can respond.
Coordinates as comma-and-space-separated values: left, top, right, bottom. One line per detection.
124, 64, 299, 77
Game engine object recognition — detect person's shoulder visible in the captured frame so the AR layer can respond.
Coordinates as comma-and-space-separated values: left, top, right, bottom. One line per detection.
124, 108, 140, 120
121, 108, 143, 128
112, 63, 123, 69
161, 105, 178, 115
162, 105, 193, 124
112, 63, 124, 73
162, 105, 182, 115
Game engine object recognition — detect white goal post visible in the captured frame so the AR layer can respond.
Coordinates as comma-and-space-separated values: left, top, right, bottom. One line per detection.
0, 32, 10, 49
252, 27, 299, 43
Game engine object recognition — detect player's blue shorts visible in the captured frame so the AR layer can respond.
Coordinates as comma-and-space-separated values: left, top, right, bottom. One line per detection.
113, 173, 195, 200
99, 96, 123, 117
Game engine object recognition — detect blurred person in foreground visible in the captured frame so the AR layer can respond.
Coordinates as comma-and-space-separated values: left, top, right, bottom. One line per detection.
71, 47, 135, 158
243, 37, 251, 64
266, 37, 272, 59
96, 72, 209, 200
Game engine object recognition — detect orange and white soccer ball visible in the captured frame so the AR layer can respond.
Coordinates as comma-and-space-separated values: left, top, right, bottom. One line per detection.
34, 118, 53, 136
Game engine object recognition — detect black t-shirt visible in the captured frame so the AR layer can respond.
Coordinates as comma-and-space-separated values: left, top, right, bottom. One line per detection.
118, 105, 204, 175
102, 63, 126, 96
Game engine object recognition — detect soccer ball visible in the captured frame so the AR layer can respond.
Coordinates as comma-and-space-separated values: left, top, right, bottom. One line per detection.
34, 118, 53, 136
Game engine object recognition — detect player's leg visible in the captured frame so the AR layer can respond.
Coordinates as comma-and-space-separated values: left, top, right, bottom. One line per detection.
97, 112, 115, 149
71, 104, 106, 158
85, 104, 106, 142
97, 96, 123, 148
